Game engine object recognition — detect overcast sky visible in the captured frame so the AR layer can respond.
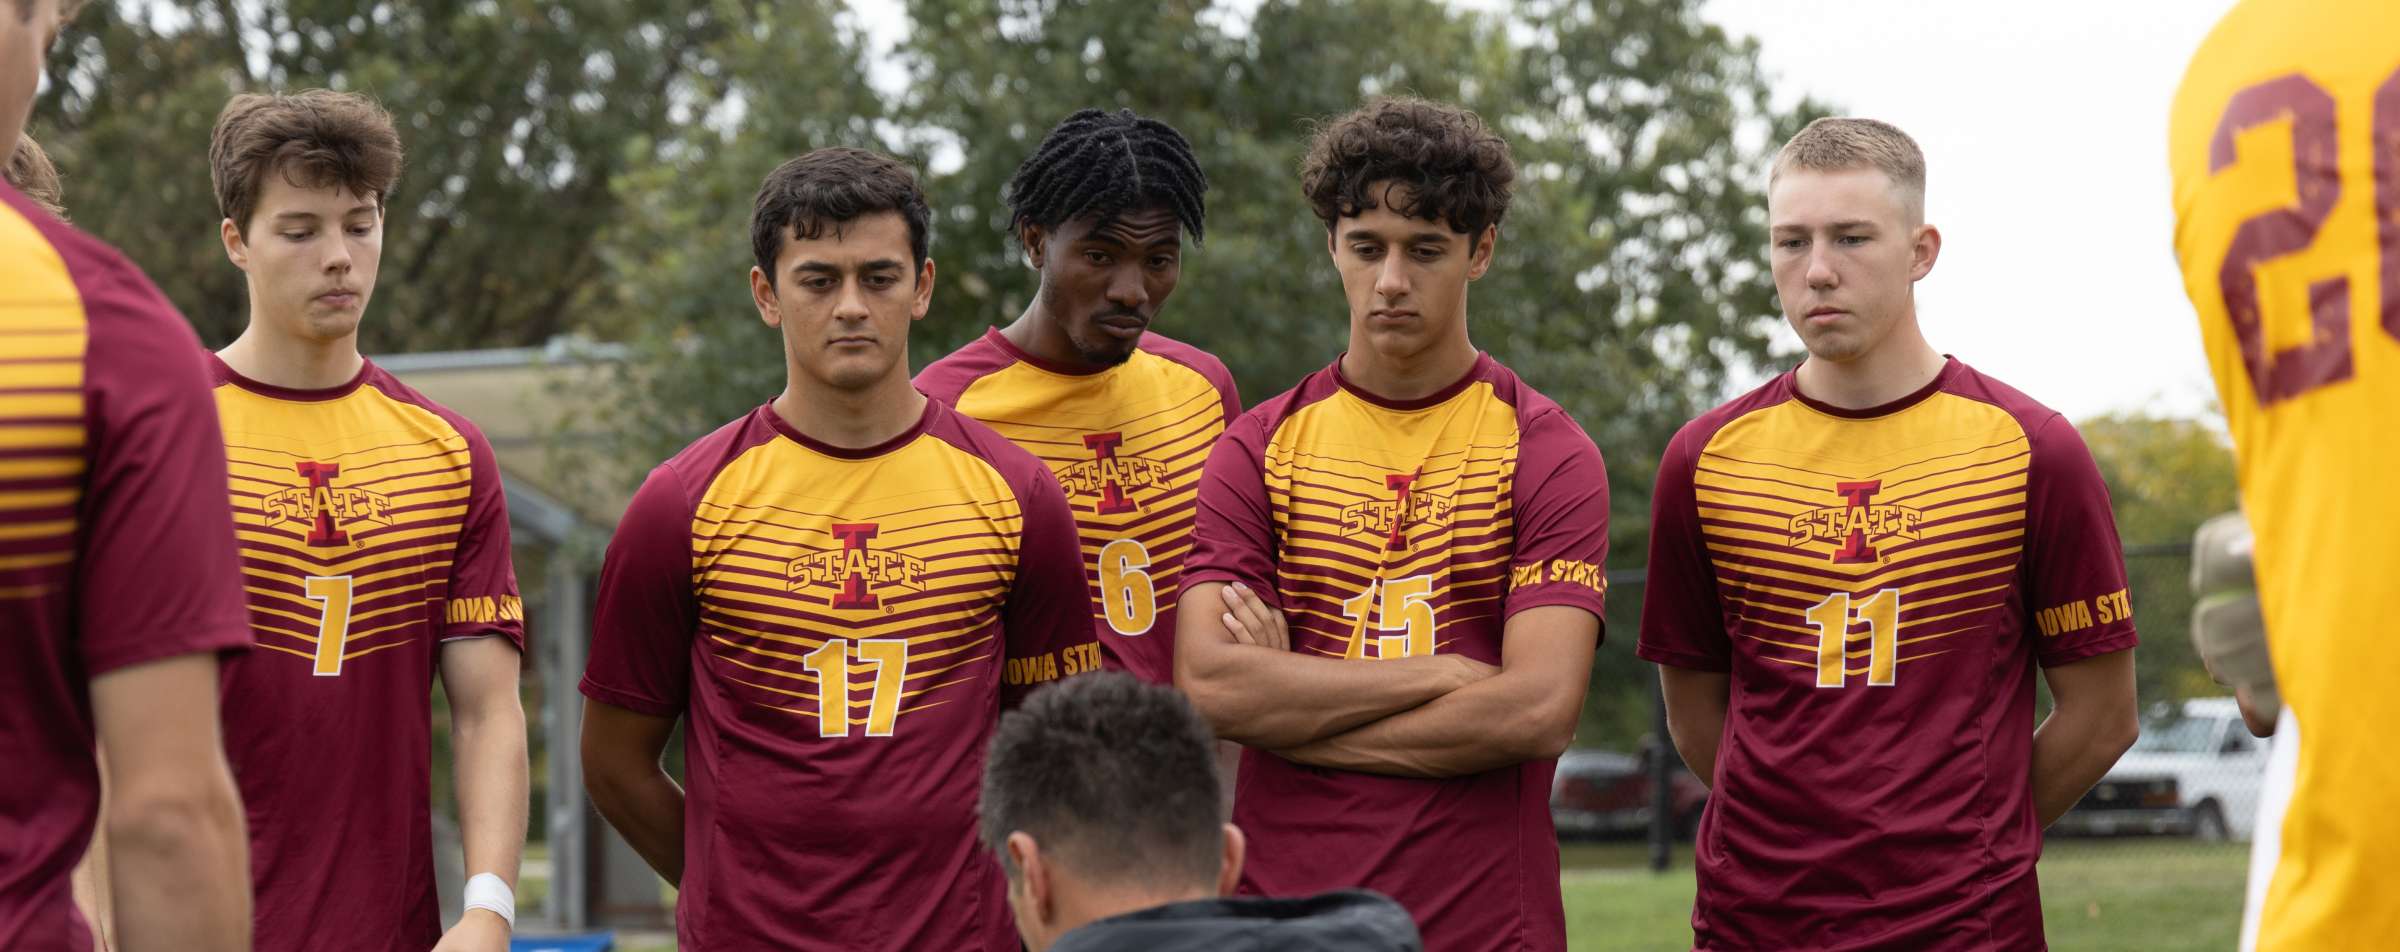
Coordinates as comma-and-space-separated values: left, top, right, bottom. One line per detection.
854, 0, 2237, 420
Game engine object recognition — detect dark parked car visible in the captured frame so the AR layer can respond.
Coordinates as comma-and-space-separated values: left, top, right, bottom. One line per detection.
1551, 747, 1708, 840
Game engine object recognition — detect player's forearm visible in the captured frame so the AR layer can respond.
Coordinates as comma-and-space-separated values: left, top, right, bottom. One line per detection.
2030, 702, 2140, 827
584, 759, 687, 885
1276, 669, 1579, 778
452, 695, 530, 891
1177, 640, 1469, 749
105, 774, 251, 951
1658, 667, 1731, 788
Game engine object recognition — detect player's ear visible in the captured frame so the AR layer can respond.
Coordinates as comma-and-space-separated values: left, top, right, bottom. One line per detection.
911, 257, 936, 321
221, 217, 250, 271
1466, 224, 1499, 280
1910, 223, 1941, 282
1007, 831, 1054, 921
1021, 224, 1047, 270
1216, 823, 1246, 896
750, 265, 781, 329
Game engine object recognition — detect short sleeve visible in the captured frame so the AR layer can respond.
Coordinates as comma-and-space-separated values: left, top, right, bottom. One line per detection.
580, 464, 700, 717
1001, 461, 1098, 709
1635, 426, 1732, 672
1503, 409, 1610, 629
2021, 414, 2139, 667
1181, 412, 1278, 602
75, 260, 251, 676
438, 420, 525, 650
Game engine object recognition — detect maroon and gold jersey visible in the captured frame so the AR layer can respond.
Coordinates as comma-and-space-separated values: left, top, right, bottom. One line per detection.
0, 182, 251, 951
1186, 353, 1610, 952
1637, 359, 2136, 950
579, 399, 1094, 951
209, 355, 524, 952
916, 328, 1241, 683
2169, 4, 2400, 944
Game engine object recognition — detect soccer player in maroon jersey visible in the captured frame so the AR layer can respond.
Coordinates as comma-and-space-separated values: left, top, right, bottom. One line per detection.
1637, 118, 2140, 950
580, 147, 1096, 950
203, 90, 527, 952
1, 2, 253, 949
1176, 97, 1610, 952
917, 108, 1240, 686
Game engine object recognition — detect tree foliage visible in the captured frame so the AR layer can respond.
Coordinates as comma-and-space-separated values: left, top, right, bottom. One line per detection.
2078, 412, 2240, 705
35, 0, 737, 350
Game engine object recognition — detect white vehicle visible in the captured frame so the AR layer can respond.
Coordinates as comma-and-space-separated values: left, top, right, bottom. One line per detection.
2054, 697, 2269, 841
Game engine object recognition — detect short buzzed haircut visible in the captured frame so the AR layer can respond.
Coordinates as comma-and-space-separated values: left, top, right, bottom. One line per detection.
749, 146, 933, 278
1772, 117, 1928, 223
979, 673, 1223, 889
209, 89, 404, 236
6, 134, 64, 218
1301, 96, 1515, 236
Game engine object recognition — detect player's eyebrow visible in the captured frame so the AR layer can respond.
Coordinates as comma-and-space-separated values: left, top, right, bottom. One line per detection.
1342, 227, 1455, 245
793, 258, 906, 275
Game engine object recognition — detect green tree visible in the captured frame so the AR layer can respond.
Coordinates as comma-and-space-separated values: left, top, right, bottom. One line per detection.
2078, 412, 2240, 706
35, 0, 736, 350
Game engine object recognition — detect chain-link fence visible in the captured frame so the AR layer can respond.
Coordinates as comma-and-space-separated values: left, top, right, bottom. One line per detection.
1561, 544, 2255, 948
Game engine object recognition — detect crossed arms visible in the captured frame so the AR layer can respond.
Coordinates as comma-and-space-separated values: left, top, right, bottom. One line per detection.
1173, 580, 1598, 779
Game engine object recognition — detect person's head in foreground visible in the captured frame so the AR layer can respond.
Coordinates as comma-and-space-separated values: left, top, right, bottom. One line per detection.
0, 0, 80, 156
6, 133, 62, 217
1007, 107, 1208, 368
749, 146, 935, 395
1301, 96, 1511, 368
211, 88, 403, 347
1766, 117, 1942, 371
981, 673, 1421, 952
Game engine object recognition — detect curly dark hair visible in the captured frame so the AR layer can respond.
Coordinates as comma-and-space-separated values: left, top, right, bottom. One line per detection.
1300, 96, 1514, 236
1006, 108, 1207, 244
750, 147, 933, 277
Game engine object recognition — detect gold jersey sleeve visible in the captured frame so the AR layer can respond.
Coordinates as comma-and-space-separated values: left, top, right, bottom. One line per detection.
2169, 2, 2400, 946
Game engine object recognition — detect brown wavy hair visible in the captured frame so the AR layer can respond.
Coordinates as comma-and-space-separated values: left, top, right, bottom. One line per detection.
210, 89, 403, 235
1300, 96, 1515, 236
6, 134, 64, 218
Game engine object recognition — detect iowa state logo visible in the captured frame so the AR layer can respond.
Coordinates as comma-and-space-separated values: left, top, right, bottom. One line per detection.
1341, 472, 1455, 551
261, 461, 393, 547
788, 523, 928, 610
1058, 432, 1169, 515
1789, 480, 1922, 564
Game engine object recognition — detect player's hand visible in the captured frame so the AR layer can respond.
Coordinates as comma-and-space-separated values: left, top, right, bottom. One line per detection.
430, 909, 510, 952
1219, 582, 1291, 652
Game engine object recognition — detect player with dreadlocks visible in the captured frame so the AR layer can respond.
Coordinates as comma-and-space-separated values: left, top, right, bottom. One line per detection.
920, 107, 1241, 686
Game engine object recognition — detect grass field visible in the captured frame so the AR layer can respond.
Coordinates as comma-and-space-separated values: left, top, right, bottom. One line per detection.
582, 839, 2247, 951
1562, 839, 2248, 951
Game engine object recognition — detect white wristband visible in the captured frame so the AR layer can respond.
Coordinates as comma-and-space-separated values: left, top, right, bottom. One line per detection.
463, 872, 516, 931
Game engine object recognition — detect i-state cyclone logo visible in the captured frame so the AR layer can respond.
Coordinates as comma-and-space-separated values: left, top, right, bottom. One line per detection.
788, 522, 929, 610
1058, 432, 1169, 515
261, 461, 393, 547
1789, 480, 1922, 564
1340, 472, 1455, 551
